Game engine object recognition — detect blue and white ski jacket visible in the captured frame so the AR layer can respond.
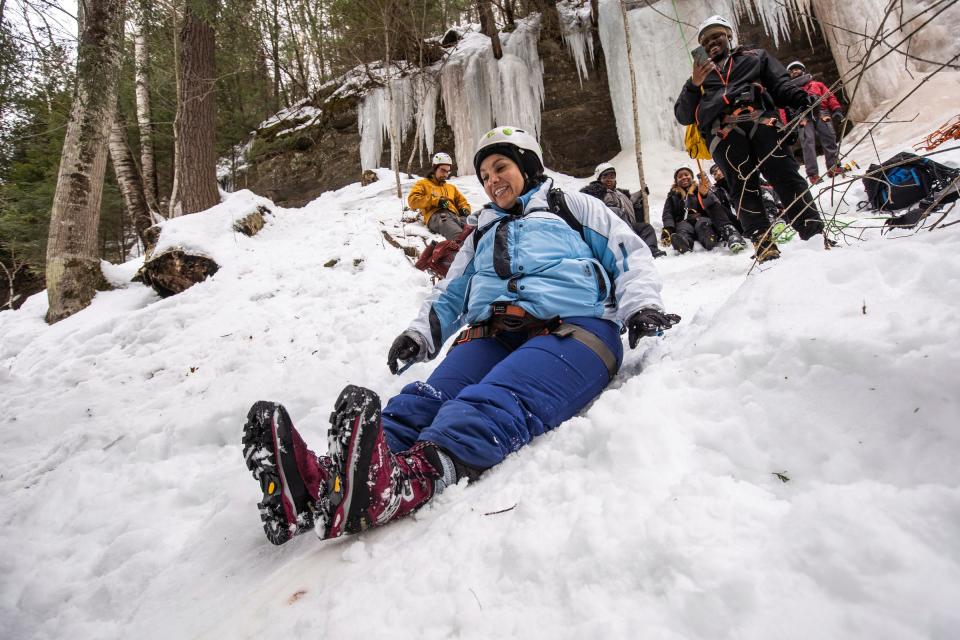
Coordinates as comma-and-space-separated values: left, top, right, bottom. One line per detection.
406, 179, 664, 359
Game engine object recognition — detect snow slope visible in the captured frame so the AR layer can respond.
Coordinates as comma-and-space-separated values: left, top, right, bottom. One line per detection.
3, 128, 960, 638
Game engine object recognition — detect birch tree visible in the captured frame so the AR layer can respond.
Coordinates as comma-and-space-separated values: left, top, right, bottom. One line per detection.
108, 107, 156, 254
133, 0, 160, 213
45, 0, 127, 323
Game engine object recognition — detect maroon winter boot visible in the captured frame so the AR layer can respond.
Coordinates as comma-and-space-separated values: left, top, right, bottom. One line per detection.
321, 385, 458, 539
242, 401, 332, 545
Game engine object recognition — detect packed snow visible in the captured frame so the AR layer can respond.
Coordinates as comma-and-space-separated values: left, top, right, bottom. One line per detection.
3, 67, 960, 637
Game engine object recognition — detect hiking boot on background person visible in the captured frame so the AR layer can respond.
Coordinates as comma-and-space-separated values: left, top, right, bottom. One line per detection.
722, 224, 746, 254
242, 402, 333, 545
751, 234, 781, 263
322, 385, 466, 539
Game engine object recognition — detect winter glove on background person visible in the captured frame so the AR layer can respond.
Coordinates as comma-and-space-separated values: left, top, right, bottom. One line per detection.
627, 308, 682, 348
437, 197, 452, 212
387, 333, 421, 374
459, 207, 470, 218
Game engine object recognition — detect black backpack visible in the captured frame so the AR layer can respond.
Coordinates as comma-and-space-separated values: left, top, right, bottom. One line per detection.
862, 152, 960, 212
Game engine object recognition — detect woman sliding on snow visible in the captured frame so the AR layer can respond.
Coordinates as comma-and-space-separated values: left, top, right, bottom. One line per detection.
242, 126, 680, 545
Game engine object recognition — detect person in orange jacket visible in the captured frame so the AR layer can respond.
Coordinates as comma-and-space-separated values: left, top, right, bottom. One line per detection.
407, 152, 472, 240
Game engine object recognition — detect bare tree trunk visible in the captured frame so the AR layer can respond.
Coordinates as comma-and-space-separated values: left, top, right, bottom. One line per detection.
1, 244, 27, 310
618, 0, 649, 223
171, 0, 219, 216
133, 2, 160, 214
109, 107, 157, 255
478, 0, 502, 59
169, 1, 182, 217
45, 0, 126, 324
383, 10, 402, 199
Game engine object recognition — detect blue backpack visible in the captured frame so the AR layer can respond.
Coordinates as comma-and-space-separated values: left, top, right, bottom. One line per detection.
863, 152, 959, 211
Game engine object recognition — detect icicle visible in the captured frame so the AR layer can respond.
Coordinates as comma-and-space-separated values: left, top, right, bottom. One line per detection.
733, 0, 814, 47
358, 68, 431, 171
440, 17, 545, 175
557, 0, 596, 86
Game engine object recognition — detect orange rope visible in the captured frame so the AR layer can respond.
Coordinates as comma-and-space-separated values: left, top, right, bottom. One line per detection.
914, 115, 960, 151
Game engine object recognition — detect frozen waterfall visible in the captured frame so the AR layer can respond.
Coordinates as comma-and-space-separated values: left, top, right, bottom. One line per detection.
558, 0, 596, 86
597, 0, 731, 153
358, 69, 440, 172
440, 17, 545, 175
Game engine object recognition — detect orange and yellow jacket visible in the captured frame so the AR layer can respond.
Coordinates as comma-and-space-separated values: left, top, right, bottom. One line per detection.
407, 176, 471, 225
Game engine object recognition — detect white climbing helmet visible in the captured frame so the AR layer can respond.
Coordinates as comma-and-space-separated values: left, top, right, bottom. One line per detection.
786, 61, 806, 72
696, 15, 734, 44
431, 152, 453, 167
473, 125, 544, 181
595, 162, 616, 179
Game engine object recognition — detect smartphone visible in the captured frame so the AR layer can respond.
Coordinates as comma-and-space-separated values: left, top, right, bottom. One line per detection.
691, 46, 709, 66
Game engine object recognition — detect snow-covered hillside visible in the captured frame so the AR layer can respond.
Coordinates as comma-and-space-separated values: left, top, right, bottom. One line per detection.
4, 97, 960, 638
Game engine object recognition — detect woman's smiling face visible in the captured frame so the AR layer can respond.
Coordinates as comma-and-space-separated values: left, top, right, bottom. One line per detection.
480, 153, 525, 209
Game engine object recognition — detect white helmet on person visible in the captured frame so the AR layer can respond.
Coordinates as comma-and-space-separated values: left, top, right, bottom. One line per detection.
431, 152, 453, 167
595, 162, 616, 179
786, 61, 806, 72
697, 15, 734, 44
472, 125, 545, 185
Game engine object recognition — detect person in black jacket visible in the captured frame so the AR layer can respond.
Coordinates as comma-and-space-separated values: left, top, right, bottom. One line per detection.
675, 15, 828, 262
661, 167, 745, 254
581, 163, 665, 258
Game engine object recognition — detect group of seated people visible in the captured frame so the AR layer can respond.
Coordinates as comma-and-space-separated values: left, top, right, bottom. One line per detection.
407, 153, 790, 260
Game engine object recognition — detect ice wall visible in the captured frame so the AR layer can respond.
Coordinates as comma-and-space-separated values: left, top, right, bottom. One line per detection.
597, 0, 732, 153
440, 17, 545, 175
811, 0, 960, 120
358, 70, 440, 172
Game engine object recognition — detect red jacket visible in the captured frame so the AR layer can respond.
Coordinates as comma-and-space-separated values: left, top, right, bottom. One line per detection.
800, 79, 842, 113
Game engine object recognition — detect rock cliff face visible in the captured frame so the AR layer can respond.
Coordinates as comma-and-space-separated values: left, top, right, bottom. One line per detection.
233, 26, 621, 206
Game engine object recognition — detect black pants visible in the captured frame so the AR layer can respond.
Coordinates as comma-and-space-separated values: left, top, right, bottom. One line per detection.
672, 217, 719, 252
630, 220, 661, 257
712, 121, 824, 240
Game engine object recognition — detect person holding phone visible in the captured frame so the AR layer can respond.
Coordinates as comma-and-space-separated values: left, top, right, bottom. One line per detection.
674, 14, 831, 262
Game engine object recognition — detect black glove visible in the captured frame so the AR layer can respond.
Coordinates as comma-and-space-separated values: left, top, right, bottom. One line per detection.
387, 334, 420, 374
627, 308, 681, 349
437, 197, 452, 211
806, 93, 820, 110
459, 207, 470, 218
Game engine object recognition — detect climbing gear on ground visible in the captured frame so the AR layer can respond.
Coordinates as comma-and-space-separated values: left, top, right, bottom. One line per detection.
415, 224, 475, 279
862, 151, 960, 212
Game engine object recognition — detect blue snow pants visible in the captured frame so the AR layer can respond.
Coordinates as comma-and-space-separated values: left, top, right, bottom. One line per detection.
381, 316, 623, 470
